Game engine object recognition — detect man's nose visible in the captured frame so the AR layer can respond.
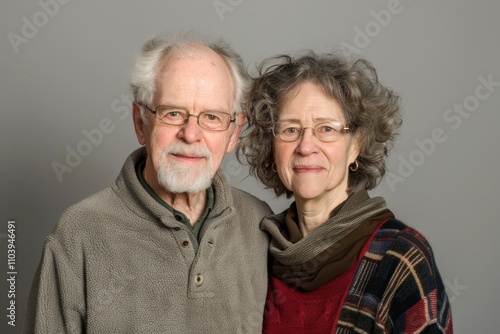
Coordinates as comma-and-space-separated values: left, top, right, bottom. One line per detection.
177, 115, 203, 143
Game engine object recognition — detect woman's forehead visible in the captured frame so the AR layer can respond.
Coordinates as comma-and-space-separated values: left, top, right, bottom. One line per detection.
278, 82, 345, 122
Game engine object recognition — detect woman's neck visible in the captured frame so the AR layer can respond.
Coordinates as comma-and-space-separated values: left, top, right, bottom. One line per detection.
295, 189, 349, 237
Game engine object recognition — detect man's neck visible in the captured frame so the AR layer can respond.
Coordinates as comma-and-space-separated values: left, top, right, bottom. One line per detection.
160, 190, 207, 225
143, 167, 207, 225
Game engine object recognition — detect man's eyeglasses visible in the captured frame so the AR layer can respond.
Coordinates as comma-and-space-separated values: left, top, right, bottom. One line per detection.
142, 104, 236, 131
270, 121, 353, 142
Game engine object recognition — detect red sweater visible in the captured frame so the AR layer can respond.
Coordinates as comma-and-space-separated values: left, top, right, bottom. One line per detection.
263, 228, 375, 334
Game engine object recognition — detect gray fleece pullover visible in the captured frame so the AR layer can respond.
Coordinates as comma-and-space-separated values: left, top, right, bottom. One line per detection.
23, 147, 272, 334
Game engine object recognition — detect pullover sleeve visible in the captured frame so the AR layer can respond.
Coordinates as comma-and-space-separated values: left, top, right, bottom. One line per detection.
22, 236, 86, 334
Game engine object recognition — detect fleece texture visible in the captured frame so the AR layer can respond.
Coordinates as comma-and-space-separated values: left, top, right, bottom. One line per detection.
23, 147, 272, 334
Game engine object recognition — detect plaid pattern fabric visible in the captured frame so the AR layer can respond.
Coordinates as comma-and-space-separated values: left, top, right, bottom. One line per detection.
336, 219, 453, 333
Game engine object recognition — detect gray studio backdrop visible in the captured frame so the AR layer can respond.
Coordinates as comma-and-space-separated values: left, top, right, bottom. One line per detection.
1, 0, 499, 333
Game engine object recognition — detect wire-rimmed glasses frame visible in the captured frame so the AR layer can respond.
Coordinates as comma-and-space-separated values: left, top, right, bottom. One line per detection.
141, 104, 236, 131
270, 121, 353, 142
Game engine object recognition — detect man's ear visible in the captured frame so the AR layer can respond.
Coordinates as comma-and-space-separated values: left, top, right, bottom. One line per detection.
235, 112, 247, 127
132, 102, 147, 145
226, 113, 246, 153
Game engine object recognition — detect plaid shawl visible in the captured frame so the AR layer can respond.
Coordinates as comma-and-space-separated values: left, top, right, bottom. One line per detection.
263, 218, 453, 333
336, 219, 453, 333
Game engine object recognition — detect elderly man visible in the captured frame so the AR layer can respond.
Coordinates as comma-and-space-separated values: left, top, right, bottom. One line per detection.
23, 32, 272, 333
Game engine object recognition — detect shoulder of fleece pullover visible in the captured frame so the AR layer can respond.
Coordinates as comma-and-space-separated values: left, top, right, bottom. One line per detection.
51, 186, 125, 235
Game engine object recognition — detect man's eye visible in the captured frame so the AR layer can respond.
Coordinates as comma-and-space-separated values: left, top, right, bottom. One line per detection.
166, 111, 182, 118
205, 114, 221, 121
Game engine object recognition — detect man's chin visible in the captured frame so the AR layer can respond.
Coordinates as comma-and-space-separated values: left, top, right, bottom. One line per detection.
160, 182, 211, 194
158, 170, 212, 193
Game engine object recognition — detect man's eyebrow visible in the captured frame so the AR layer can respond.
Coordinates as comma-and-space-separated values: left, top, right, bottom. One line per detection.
157, 104, 229, 114
155, 104, 188, 110
202, 108, 230, 114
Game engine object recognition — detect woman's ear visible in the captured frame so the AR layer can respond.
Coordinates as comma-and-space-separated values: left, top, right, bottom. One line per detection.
349, 132, 361, 164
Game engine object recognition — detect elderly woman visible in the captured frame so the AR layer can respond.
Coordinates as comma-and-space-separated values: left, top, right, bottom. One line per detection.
237, 51, 453, 333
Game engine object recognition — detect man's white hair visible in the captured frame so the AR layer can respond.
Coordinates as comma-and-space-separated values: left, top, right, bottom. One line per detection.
129, 30, 250, 122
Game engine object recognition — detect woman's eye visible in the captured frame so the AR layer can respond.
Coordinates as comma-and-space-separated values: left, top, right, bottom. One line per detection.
284, 127, 298, 134
317, 125, 338, 133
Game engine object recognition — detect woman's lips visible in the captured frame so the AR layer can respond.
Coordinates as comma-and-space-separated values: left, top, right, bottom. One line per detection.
293, 165, 323, 173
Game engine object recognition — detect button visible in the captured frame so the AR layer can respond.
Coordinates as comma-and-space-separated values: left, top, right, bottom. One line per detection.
181, 239, 189, 247
174, 215, 183, 222
195, 274, 203, 286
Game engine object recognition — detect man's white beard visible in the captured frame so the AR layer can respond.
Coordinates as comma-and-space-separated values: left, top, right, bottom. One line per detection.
157, 142, 213, 193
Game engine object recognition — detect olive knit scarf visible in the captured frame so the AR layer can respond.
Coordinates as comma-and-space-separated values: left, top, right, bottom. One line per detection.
260, 190, 394, 291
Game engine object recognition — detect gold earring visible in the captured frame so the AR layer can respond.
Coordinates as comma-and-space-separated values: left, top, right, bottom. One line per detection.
349, 160, 359, 172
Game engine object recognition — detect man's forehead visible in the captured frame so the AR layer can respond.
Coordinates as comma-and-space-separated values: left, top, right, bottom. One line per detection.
157, 50, 232, 84
158, 45, 227, 73
153, 51, 234, 110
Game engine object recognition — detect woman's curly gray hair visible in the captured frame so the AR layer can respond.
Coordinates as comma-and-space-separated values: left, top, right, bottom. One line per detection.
237, 50, 402, 197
